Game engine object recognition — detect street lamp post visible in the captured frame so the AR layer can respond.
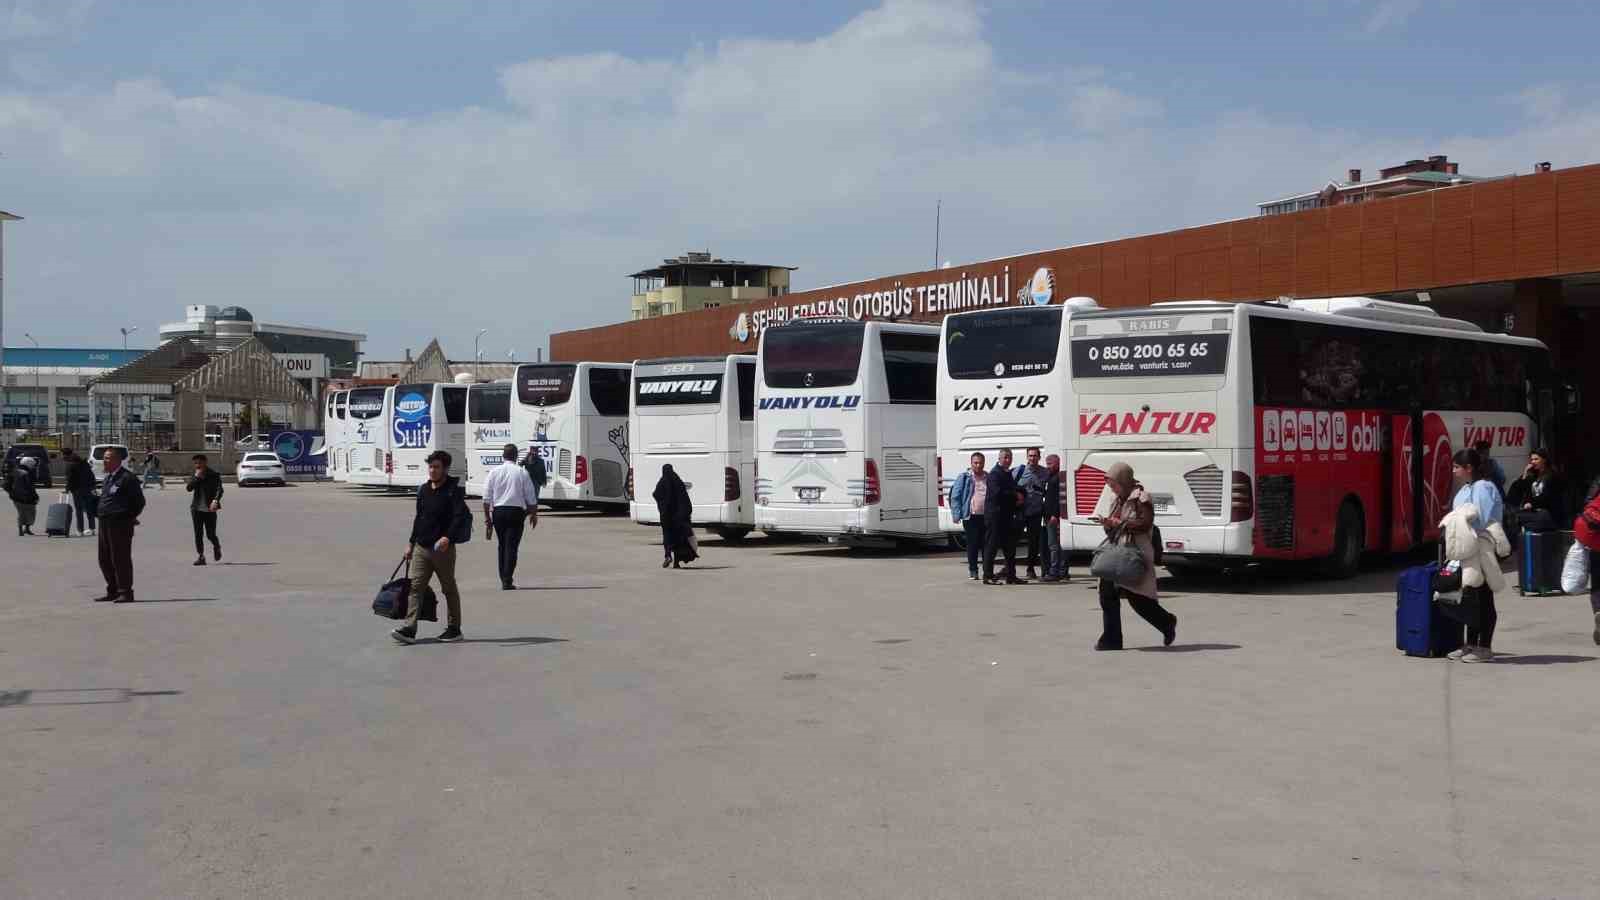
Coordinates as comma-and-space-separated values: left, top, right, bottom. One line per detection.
120, 325, 138, 351
23, 332, 39, 429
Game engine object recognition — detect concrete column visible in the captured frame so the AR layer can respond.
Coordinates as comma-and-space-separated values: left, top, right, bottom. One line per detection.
116, 394, 127, 442
46, 385, 56, 429
1511, 277, 1562, 342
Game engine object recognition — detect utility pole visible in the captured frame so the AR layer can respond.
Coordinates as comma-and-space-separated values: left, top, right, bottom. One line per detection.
933, 198, 941, 271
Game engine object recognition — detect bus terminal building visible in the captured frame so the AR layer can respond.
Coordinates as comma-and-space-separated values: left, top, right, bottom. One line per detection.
552, 161, 1600, 475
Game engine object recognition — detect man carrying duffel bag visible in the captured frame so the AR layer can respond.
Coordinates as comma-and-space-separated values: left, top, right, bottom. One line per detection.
388, 450, 470, 645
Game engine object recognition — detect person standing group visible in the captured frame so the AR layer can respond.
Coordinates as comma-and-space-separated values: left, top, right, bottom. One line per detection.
483, 443, 539, 590
63, 448, 97, 537
948, 447, 1068, 585
185, 454, 224, 566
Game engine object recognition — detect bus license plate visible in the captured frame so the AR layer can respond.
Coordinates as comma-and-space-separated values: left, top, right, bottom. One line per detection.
797, 486, 823, 501
1151, 493, 1175, 513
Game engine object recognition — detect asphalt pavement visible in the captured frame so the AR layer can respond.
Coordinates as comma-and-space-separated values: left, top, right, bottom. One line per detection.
2, 483, 1596, 899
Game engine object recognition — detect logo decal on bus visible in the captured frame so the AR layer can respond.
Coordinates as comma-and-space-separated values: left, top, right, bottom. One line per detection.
953, 394, 1049, 412
1078, 410, 1216, 436
393, 392, 432, 449
1261, 409, 1383, 455
758, 395, 862, 411
472, 425, 513, 444
638, 379, 719, 396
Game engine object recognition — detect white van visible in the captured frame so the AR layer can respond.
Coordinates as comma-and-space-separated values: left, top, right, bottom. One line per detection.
629, 354, 757, 540
89, 443, 131, 485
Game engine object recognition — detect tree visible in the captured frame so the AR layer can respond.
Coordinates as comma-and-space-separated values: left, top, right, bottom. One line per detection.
234, 402, 274, 434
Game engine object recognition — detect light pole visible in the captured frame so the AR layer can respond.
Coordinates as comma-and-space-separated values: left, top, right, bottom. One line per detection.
23, 332, 39, 429
474, 328, 488, 382
120, 325, 138, 351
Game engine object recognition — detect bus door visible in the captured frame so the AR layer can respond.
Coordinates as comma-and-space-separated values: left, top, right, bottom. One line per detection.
1391, 409, 1451, 549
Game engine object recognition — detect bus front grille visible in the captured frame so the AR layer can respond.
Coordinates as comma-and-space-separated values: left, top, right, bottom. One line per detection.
773, 427, 847, 453
1183, 464, 1225, 517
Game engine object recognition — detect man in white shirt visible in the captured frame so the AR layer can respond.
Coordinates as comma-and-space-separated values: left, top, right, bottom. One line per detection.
482, 443, 540, 590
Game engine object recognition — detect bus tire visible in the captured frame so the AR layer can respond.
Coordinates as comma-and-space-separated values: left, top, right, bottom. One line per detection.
1323, 501, 1364, 579
712, 526, 751, 542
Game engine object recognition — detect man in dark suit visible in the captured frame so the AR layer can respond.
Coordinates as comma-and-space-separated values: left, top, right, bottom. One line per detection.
983, 449, 1025, 585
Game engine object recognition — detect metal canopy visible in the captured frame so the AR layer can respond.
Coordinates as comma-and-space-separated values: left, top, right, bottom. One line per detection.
89, 336, 314, 404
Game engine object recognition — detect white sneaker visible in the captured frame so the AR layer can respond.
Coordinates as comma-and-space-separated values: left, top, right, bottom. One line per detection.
1446, 646, 1470, 660
1461, 646, 1494, 663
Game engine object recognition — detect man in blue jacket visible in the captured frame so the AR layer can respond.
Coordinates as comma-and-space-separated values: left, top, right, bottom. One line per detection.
95, 447, 145, 602
947, 451, 987, 581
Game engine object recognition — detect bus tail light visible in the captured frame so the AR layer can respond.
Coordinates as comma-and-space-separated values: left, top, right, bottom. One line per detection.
936, 457, 945, 506
1230, 471, 1254, 522
625, 467, 634, 501
384, 452, 393, 475
1074, 464, 1106, 516
575, 454, 589, 485
724, 467, 740, 502
863, 458, 881, 506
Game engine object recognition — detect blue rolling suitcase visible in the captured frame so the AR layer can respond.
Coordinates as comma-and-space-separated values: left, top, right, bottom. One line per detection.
1519, 529, 1574, 596
1396, 563, 1463, 658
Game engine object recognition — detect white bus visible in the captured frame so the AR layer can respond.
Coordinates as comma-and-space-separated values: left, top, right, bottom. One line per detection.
754, 319, 942, 543
935, 298, 1101, 533
327, 390, 350, 482
346, 385, 392, 487
628, 354, 757, 540
388, 381, 468, 489
1062, 297, 1551, 576
465, 381, 514, 498
511, 362, 632, 508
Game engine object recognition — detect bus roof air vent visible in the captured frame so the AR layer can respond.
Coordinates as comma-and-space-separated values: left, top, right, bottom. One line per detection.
1288, 296, 1482, 333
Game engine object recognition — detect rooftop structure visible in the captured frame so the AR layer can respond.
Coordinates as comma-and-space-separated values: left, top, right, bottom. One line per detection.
630, 251, 795, 320
1257, 155, 1503, 216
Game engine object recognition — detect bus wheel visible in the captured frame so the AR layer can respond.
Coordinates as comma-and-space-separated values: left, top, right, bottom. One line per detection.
1322, 501, 1364, 579
712, 527, 751, 542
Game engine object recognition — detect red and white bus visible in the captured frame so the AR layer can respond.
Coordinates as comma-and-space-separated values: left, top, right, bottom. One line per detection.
1063, 297, 1551, 575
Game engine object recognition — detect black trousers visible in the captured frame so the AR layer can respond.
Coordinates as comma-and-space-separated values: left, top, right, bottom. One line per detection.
1098, 577, 1175, 646
961, 516, 986, 575
191, 510, 219, 555
97, 516, 136, 595
1022, 513, 1045, 570
492, 506, 526, 585
1440, 585, 1498, 648
71, 490, 95, 533
983, 511, 1017, 580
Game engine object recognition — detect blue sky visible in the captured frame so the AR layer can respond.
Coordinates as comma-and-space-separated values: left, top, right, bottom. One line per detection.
2, 0, 1596, 357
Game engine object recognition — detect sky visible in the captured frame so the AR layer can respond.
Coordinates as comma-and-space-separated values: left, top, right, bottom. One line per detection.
1, 0, 1597, 359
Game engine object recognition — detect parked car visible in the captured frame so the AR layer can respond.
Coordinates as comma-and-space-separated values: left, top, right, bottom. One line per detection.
2, 443, 53, 490
237, 452, 287, 486
235, 434, 272, 451
89, 443, 131, 485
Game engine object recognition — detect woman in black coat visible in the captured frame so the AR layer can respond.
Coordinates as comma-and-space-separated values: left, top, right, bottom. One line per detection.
652, 464, 698, 568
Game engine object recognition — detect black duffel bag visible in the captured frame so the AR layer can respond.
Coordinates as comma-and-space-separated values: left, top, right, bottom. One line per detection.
372, 556, 438, 621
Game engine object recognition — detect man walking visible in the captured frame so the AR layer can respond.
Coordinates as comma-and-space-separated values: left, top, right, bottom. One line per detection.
392, 450, 470, 644
185, 454, 224, 565
95, 446, 145, 603
63, 449, 97, 537
1042, 453, 1068, 582
483, 443, 539, 590
983, 449, 1024, 585
1014, 447, 1049, 579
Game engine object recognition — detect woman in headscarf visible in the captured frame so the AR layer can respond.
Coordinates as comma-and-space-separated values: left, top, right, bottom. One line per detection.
1096, 461, 1177, 651
652, 464, 698, 568
9, 456, 41, 536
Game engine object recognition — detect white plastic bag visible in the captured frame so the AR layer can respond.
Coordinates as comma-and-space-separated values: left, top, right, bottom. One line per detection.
1560, 541, 1589, 594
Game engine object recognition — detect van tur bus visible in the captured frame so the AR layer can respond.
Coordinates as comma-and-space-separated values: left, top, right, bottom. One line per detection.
346, 385, 392, 487
754, 318, 943, 544
512, 362, 632, 508
628, 354, 757, 540
465, 381, 514, 498
1062, 297, 1552, 576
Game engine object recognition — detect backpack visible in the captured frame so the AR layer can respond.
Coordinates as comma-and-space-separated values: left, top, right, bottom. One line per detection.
1575, 494, 1600, 552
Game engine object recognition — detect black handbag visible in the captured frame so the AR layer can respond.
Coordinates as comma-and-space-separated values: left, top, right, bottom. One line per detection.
372, 558, 412, 619
1433, 559, 1465, 604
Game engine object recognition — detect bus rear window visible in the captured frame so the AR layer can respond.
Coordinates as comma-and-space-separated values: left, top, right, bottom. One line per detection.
467, 384, 510, 423
517, 365, 576, 406
944, 307, 1062, 379
588, 368, 632, 417
762, 323, 864, 389
347, 389, 386, 419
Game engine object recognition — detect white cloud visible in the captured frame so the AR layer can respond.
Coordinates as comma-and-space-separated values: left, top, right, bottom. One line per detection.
0, 0, 92, 40
1, 0, 1596, 357
1363, 0, 1423, 33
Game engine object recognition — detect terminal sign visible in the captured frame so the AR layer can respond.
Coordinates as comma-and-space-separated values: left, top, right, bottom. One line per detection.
273, 354, 328, 378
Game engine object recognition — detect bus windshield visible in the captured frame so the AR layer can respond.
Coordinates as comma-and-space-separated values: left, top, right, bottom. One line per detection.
763, 322, 864, 389
944, 307, 1062, 379
517, 364, 577, 406
347, 388, 386, 419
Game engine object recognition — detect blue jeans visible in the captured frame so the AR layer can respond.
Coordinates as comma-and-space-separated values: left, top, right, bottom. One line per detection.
1047, 519, 1066, 577
961, 517, 986, 577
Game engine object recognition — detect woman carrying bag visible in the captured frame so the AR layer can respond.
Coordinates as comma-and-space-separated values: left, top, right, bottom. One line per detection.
1093, 462, 1176, 651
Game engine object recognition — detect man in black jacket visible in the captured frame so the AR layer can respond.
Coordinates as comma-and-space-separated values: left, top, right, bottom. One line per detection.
1042, 453, 1067, 583
63, 449, 97, 537
185, 454, 224, 565
983, 449, 1025, 585
392, 450, 471, 644
95, 447, 145, 603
